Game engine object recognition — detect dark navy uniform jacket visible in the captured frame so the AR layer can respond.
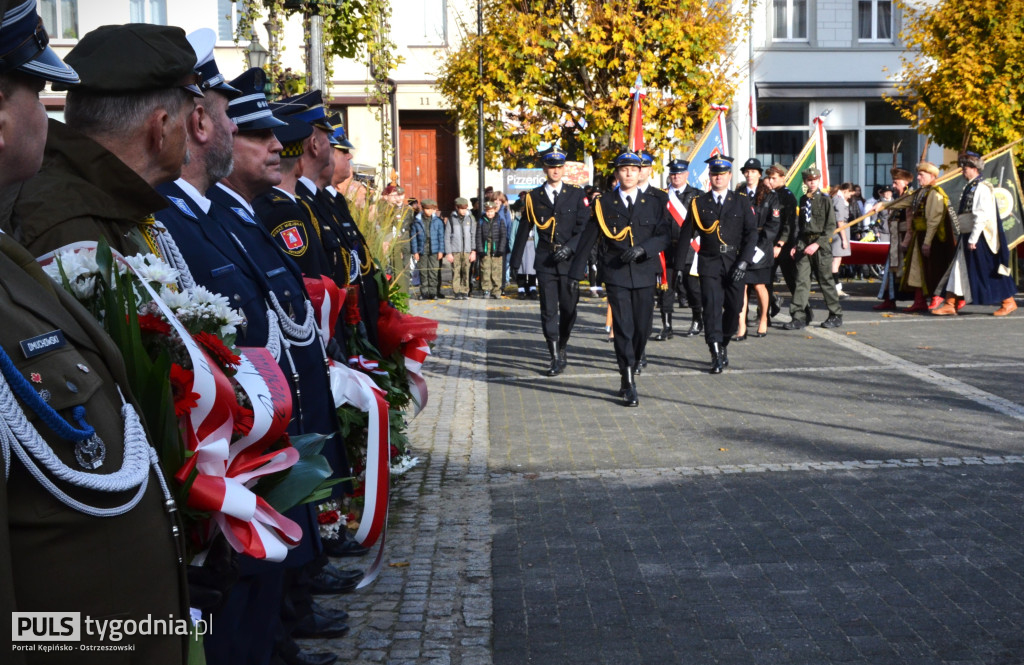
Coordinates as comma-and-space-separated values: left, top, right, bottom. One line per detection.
573, 189, 670, 289
252, 186, 331, 278
684, 190, 758, 274
510, 182, 591, 277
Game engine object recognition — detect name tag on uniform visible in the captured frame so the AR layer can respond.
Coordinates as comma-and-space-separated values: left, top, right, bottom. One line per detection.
266, 267, 287, 278
20, 329, 67, 358
211, 264, 237, 278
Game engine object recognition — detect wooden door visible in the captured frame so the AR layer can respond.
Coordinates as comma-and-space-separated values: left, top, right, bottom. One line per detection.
398, 112, 458, 215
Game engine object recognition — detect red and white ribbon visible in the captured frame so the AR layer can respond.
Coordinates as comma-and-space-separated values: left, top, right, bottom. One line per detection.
402, 339, 431, 417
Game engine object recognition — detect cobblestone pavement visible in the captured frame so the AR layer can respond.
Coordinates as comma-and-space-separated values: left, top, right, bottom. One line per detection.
309, 283, 1024, 665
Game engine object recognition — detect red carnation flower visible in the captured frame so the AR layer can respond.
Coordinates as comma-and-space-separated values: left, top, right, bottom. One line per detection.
194, 331, 241, 369
232, 403, 254, 437
318, 510, 340, 525
343, 286, 362, 325
138, 313, 172, 336
169, 363, 199, 418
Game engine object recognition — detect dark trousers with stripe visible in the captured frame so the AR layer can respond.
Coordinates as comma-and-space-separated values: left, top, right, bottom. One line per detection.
607, 284, 656, 371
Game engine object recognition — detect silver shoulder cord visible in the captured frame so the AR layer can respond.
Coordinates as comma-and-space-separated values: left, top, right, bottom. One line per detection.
0, 378, 175, 520
153, 220, 198, 293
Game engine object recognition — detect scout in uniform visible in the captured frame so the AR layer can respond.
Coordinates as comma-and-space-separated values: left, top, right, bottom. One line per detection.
0, 4, 188, 662
781, 167, 843, 331
509, 148, 592, 376
685, 156, 757, 373
572, 151, 669, 405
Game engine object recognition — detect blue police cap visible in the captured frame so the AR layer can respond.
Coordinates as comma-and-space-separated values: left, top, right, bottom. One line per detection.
705, 155, 734, 174
226, 68, 287, 131
329, 114, 355, 150
541, 149, 567, 167
639, 151, 655, 167
0, 0, 78, 85
271, 111, 313, 158
613, 151, 643, 168
274, 90, 334, 132
187, 28, 241, 99
667, 159, 690, 174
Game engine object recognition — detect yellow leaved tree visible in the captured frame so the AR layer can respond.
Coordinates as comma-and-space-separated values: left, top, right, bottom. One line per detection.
888, 0, 1024, 153
436, 0, 742, 169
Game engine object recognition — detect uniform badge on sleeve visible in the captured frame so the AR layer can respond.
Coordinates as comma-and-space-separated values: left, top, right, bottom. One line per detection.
168, 196, 198, 220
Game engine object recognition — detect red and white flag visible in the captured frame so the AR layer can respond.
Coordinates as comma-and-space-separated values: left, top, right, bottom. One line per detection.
627, 74, 645, 152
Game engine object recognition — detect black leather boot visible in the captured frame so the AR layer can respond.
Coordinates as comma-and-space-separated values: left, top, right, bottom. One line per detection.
545, 340, 561, 376
622, 367, 639, 407
634, 351, 648, 375
654, 312, 673, 341
709, 343, 724, 374
556, 338, 568, 371
720, 339, 729, 368
685, 310, 703, 337
618, 369, 630, 397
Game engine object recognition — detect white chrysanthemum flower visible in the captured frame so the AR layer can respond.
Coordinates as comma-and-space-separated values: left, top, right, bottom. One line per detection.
158, 285, 192, 310
125, 253, 179, 286
69, 275, 97, 300
390, 455, 420, 476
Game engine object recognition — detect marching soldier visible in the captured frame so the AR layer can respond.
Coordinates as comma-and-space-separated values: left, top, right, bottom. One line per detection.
781, 167, 844, 331
664, 159, 703, 339
572, 151, 669, 405
509, 148, 591, 376
686, 156, 757, 373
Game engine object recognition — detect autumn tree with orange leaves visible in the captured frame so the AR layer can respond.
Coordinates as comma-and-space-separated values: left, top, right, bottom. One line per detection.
436, 0, 742, 169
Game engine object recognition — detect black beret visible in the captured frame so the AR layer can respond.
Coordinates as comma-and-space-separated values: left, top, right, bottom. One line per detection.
59, 23, 201, 95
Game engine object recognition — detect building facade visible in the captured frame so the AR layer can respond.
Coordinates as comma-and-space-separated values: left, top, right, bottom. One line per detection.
729, 0, 944, 193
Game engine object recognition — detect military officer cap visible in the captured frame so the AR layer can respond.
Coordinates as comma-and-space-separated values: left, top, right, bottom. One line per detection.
613, 151, 643, 168
958, 151, 984, 170
766, 162, 788, 177
639, 151, 655, 167
705, 155, 734, 174
226, 67, 287, 131
271, 111, 313, 158
540, 148, 567, 167
58, 23, 203, 96
454, 197, 470, 207
802, 166, 821, 181
274, 89, 334, 132
0, 0, 79, 85
740, 157, 763, 173
327, 112, 355, 149
186, 28, 241, 99
916, 161, 940, 177
667, 159, 690, 174
421, 198, 438, 208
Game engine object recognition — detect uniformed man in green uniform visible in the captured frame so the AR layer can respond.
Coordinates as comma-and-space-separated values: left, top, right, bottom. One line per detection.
0, 4, 188, 662
782, 167, 843, 330
5, 23, 202, 258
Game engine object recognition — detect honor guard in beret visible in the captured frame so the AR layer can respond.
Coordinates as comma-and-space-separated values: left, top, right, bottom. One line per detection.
6, 22, 201, 259
662, 157, 704, 340
571, 150, 669, 405
683, 155, 758, 373
510, 145, 592, 376
252, 112, 332, 277
781, 165, 843, 330
0, 3, 190, 662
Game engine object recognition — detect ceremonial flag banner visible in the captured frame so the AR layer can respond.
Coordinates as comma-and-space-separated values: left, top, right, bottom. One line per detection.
934, 147, 1024, 250
784, 115, 830, 199
627, 74, 645, 152
686, 105, 730, 191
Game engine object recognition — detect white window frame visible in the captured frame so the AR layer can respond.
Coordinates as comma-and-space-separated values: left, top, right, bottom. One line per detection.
129, 0, 167, 25
36, 0, 78, 43
858, 0, 894, 43
772, 0, 808, 42
217, 0, 247, 44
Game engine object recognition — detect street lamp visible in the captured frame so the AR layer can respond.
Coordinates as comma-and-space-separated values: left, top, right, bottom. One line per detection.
246, 35, 270, 71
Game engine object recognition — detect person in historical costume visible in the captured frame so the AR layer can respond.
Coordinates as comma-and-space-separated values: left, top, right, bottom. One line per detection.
781, 167, 844, 331
869, 168, 915, 310
509, 149, 591, 376
683, 156, 758, 373
0, 4, 188, 662
931, 152, 1018, 317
